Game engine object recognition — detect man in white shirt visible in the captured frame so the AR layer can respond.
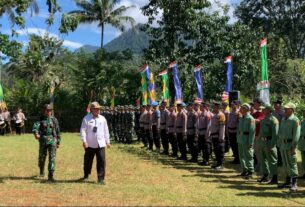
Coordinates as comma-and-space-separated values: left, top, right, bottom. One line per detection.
80, 101, 111, 185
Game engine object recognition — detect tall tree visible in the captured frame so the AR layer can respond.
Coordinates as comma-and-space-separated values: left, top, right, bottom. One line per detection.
60, 0, 136, 48
236, 0, 305, 59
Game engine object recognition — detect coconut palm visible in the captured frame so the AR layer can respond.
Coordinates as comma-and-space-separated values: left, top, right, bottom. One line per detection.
67, 0, 136, 48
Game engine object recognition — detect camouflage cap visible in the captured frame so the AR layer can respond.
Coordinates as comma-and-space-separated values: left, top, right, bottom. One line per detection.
284, 102, 296, 110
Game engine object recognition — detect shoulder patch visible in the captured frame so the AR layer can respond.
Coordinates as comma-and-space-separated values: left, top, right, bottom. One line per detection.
218, 114, 225, 123
272, 118, 279, 125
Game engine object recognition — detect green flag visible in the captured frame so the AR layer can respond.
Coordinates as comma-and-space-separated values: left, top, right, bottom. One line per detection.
0, 83, 4, 102
140, 72, 148, 105
258, 38, 270, 104
159, 70, 169, 103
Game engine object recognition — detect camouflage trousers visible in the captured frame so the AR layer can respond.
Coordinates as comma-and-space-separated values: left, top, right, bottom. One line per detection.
38, 142, 57, 173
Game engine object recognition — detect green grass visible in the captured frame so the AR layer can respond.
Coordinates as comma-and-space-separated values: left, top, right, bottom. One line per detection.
1, 133, 305, 206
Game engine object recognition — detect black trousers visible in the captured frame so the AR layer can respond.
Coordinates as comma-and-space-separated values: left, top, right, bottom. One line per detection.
168, 132, 178, 156
152, 126, 161, 149
84, 147, 106, 180
228, 132, 239, 161
160, 129, 169, 153
187, 134, 198, 160
177, 133, 187, 158
198, 135, 211, 162
212, 138, 225, 166
143, 129, 149, 147
225, 134, 230, 153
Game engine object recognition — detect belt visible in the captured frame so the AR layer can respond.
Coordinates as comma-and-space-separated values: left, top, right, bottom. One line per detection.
261, 136, 272, 141
199, 128, 207, 131
187, 127, 195, 130
168, 125, 174, 127
283, 139, 292, 143
176, 126, 183, 128
240, 132, 249, 135
228, 127, 237, 130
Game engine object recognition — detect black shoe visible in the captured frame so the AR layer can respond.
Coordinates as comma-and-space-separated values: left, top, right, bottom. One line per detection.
161, 151, 169, 155
214, 165, 223, 171
39, 167, 45, 177
231, 159, 240, 164
79, 175, 89, 182
170, 153, 178, 157
237, 171, 247, 177
290, 177, 298, 192
257, 174, 269, 183
244, 172, 253, 180
177, 156, 187, 161
189, 158, 198, 163
211, 164, 218, 169
278, 176, 292, 189
47, 174, 55, 182
268, 175, 278, 185
199, 161, 209, 166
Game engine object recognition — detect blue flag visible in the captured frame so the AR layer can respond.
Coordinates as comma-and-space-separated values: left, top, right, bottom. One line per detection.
169, 61, 183, 102
225, 56, 233, 92
194, 65, 203, 101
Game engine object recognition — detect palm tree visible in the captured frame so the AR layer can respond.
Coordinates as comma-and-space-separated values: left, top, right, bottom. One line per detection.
67, 0, 136, 48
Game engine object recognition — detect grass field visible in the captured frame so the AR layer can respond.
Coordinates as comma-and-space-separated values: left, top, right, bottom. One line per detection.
1, 133, 305, 206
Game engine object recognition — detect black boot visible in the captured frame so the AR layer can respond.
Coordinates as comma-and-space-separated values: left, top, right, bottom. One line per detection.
257, 174, 269, 183
48, 172, 55, 182
278, 176, 292, 188
290, 177, 298, 192
268, 175, 278, 185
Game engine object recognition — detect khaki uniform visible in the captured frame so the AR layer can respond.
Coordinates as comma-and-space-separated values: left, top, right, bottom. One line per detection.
143, 111, 152, 148
298, 120, 305, 175
237, 113, 256, 173
167, 111, 178, 156
176, 111, 187, 159
258, 114, 279, 178
160, 109, 170, 154
187, 110, 199, 161
278, 114, 300, 178
210, 111, 226, 167
197, 110, 212, 163
150, 109, 161, 150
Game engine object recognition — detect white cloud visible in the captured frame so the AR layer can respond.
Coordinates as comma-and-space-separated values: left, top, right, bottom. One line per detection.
62, 40, 83, 48
16, 28, 84, 49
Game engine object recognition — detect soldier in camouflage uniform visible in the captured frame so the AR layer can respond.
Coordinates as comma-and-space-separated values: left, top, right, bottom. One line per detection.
126, 105, 135, 144
134, 106, 141, 142
32, 104, 61, 182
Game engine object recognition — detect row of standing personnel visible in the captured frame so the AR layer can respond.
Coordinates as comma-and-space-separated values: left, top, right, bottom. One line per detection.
133, 99, 304, 192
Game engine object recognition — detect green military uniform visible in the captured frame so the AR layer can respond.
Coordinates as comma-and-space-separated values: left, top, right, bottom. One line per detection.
278, 102, 300, 191
237, 104, 256, 178
258, 105, 279, 183
32, 114, 60, 181
298, 119, 305, 178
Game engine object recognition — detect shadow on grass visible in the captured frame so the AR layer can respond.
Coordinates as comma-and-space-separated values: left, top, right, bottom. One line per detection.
118, 144, 305, 199
0, 175, 96, 184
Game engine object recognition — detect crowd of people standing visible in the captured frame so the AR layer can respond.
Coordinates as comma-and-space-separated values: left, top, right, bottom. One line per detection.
0, 107, 27, 135
103, 98, 305, 192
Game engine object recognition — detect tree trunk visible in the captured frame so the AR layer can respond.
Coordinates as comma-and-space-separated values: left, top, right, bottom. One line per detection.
101, 23, 104, 48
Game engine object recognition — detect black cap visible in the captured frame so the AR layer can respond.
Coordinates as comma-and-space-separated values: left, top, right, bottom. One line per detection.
273, 100, 282, 105
253, 97, 263, 104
